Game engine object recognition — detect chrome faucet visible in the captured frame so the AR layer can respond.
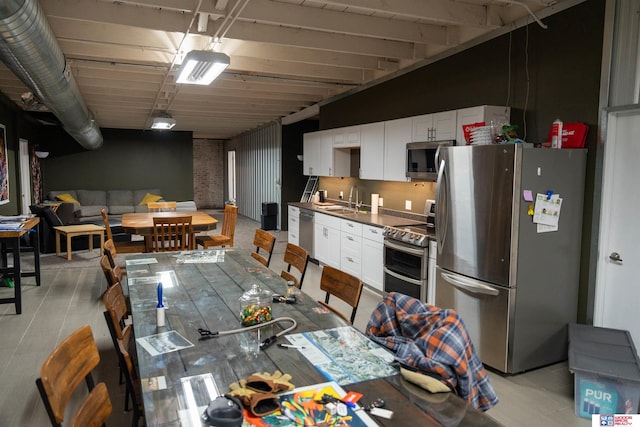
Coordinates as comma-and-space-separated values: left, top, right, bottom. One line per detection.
348, 185, 359, 210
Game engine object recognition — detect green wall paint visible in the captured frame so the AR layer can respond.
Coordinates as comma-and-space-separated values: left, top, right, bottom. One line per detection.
41, 128, 194, 201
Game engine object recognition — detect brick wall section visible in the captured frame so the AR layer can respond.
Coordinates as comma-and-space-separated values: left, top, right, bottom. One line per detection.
193, 139, 225, 209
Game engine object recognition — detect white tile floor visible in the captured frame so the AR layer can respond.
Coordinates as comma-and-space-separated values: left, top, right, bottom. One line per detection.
0, 213, 591, 426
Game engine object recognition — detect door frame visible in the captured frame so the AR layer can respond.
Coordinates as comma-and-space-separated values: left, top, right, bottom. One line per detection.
593, 107, 640, 326
18, 138, 31, 214
227, 150, 236, 205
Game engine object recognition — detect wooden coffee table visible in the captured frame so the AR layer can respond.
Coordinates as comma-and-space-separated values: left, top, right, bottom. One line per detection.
54, 224, 105, 260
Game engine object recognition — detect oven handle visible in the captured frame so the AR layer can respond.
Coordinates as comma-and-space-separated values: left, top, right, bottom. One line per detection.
383, 267, 424, 287
441, 272, 500, 296
383, 239, 427, 257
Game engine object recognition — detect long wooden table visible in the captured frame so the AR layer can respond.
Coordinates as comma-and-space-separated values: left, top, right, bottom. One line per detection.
121, 211, 218, 251
125, 249, 501, 426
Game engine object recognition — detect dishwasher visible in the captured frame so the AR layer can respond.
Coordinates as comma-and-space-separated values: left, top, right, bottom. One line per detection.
299, 209, 314, 259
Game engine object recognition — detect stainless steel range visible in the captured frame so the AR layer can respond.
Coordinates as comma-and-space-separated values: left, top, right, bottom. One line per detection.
382, 200, 435, 303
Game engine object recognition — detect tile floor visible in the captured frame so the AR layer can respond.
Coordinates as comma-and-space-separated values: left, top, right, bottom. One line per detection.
0, 212, 590, 426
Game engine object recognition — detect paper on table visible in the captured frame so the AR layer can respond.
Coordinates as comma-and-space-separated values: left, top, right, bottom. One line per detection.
136, 330, 194, 356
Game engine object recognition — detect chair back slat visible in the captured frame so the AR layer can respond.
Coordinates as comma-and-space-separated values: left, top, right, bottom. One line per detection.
251, 228, 276, 267
152, 215, 192, 251
319, 266, 363, 324
100, 254, 121, 287
36, 325, 111, 426
220, 204, 238, 246
280, 243, 309, 289
101, 208, 113, 241
195, 204, 238, 249
148, 201, 177, 213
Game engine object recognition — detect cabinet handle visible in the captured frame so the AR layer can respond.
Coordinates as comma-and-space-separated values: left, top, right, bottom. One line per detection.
347, 236, 354, 241
370, 229, 378, 234
347, 257, 353, 262
348, 223, 354, 227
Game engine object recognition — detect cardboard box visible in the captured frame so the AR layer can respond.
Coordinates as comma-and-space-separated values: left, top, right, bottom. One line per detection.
568, 324, 640, 418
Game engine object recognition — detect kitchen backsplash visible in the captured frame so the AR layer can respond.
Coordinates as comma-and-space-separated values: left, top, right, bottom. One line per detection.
318, 177, 436, 214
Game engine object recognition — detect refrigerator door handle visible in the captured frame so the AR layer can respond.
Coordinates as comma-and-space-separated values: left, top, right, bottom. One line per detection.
435, 157, 447, 252
441, 272, 500, 296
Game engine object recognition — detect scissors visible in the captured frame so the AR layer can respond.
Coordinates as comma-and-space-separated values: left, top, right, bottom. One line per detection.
197, 328, 219, 340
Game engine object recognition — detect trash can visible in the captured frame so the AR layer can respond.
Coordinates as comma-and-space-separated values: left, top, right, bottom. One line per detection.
261, 202, 277, 231
568, 323, 640, 418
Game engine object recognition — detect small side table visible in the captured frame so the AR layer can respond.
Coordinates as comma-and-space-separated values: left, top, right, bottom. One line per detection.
54, 224, 105, 261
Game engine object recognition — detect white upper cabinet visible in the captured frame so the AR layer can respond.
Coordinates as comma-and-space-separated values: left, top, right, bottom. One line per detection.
333, 125, 361, 148
359, 122, 385, 180
384, 117, 412, 182
303, 129, 350, 177
411, 110, 457, 142
455, 105, 511, 145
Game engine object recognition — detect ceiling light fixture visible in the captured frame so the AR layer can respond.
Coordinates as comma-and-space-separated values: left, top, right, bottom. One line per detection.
151, 115, 176, 130
176, 50, 230, 85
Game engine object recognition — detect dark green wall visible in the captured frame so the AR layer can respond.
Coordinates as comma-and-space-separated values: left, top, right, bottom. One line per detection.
319, 0, 605, 323
320, 0, 604, 147
0, 93, 43, 215
281, 119, 318, 228
41, 128, 194, 201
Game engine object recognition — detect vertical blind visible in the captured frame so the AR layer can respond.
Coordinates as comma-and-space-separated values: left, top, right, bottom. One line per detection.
233, 121, 282, 228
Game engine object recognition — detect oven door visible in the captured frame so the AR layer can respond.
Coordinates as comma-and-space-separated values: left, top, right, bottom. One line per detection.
383, 239, 427, 301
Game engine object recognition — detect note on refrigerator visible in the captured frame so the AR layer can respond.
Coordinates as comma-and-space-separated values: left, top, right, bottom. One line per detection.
533, 193, 562, 231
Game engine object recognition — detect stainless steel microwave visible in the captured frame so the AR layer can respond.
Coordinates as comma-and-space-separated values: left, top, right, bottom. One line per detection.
406, 140, 455, 180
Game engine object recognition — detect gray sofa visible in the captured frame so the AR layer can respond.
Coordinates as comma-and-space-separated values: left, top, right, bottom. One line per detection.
46, 189, 163, 223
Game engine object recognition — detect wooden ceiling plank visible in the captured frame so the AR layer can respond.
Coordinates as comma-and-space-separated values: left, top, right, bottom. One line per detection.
320, 0, 501, 28
240, 0, 450, 44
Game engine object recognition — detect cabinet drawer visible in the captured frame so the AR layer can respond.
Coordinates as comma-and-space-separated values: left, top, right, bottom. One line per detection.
288, 206, 299, 215
315, 212, 342, 229
362, 225, 383, 243
341, 219, 362, 235
341, 231, 362, 251
341, 252, 362, 277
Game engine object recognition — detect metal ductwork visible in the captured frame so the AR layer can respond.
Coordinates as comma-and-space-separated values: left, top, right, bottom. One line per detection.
0, 0, 102, 150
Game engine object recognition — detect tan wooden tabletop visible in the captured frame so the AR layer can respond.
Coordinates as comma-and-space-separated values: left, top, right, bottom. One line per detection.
121, 211, 218, 235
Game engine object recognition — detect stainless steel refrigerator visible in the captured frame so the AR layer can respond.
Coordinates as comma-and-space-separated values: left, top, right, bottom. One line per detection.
434, 144, 586, 373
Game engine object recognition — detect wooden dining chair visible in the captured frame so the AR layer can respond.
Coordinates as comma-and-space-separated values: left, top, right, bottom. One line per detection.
147, 201, 177, 212
103, 283, 142, 427
103, 238, 127, 276
280, 243, 309, 289
36, 325, 112, 427
151, 215, 192, 251
100, 254, 122, 287
318, 265, 363, 325
195, 204, 238, 249
250, 228, 276, 267
101, 208, 145, 254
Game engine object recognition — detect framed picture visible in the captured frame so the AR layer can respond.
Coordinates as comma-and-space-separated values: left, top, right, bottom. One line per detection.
0, 124, 8, 205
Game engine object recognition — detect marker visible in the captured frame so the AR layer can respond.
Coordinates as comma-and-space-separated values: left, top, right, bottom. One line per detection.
278, 343, 305, 349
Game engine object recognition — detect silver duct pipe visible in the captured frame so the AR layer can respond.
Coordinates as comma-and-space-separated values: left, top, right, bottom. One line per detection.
0, 0, 102, 150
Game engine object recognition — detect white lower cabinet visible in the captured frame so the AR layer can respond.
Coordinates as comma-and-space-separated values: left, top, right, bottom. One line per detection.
288, 206, 299, 245
313, 215, 384, 291
340, 220, 363, 279
314, 213, 341, 268
362, 225, 384, 291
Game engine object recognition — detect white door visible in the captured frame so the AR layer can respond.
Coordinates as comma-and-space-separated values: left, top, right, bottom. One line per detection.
227, 150, 236, 204
19, 139, 31, 214
594, 109, 640, 347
